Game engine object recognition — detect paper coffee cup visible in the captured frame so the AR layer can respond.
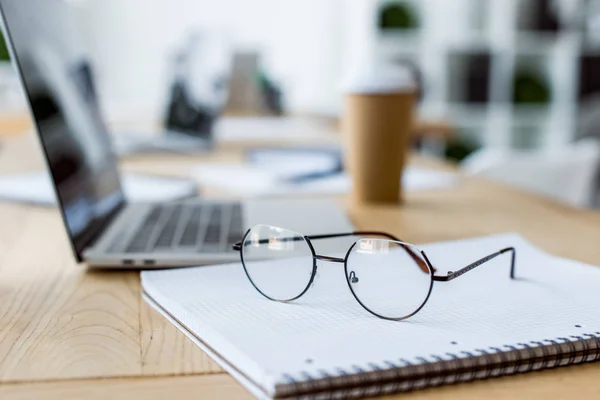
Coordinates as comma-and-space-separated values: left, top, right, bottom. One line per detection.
343, 63, 417, 204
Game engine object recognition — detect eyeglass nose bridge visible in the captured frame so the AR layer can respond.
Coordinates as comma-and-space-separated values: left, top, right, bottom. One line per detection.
314, 255, 345, 263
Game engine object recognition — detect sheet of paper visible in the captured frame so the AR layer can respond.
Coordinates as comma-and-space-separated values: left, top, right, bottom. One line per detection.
141, 233, 600, 397
214, 117, 336, 143
192, 164, 458, 197
246, 148, 342, 181
0, 171, 198, 206
111, 131, 211, 156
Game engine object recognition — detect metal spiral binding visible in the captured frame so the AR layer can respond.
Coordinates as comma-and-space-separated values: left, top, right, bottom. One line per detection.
276, 332, 600, 400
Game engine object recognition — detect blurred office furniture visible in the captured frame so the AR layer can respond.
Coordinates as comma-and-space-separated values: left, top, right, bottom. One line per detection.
355, 0, 591, 151
80, 0, 344, 119
583, 0, 600, 46
225, 52, 284, 116
10, 0, 600, 155
576, 94, 600, 138
164, 32, 231, 143
225, 52, 263, 115
461, 138, 600, 207
65, 0, 600, 152
579, 54, 600, 101
447, 51, 492, 104
516, 0, 561, 32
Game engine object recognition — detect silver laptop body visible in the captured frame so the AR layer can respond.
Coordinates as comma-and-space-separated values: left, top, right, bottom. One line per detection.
0, 0, 353, 269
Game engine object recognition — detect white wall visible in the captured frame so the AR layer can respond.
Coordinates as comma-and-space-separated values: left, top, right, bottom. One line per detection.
77, 0, 346, 118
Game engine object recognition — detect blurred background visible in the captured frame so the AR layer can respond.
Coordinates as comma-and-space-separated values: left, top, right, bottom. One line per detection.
1, 0, 600, 208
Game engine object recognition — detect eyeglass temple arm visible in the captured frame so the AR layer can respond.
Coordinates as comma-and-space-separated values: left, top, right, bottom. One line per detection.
232, 232, 372, 251
232, 236, 303, 251
233, 231, 434, 274
431, 247, 516, 282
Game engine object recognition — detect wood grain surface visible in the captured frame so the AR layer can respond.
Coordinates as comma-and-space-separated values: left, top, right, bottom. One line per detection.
0, 131, 600, 398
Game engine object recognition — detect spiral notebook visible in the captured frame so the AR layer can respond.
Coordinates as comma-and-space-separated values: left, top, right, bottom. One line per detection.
141, 233, 600, 399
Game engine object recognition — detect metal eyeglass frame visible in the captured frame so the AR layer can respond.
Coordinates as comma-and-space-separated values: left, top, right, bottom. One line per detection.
233, 227, 516, 321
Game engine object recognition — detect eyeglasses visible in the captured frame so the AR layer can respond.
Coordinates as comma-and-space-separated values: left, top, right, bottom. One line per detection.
233, 225, 516, 321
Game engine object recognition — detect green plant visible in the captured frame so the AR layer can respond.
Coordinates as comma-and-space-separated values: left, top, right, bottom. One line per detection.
444, 134, 480, 163
0, 31, 9, 61
512, 69, 551, 105
378, 2, 419, 31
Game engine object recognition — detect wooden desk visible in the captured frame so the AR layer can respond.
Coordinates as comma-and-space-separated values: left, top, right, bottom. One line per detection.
1, 134, 600, 400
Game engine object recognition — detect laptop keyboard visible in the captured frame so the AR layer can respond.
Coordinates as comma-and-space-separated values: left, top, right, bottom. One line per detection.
123, 203, 243, 253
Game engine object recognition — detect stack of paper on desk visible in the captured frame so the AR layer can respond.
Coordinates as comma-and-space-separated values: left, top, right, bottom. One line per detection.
142, 233, 600, 399
0, 171, 198, 205
193, 164, 457, 197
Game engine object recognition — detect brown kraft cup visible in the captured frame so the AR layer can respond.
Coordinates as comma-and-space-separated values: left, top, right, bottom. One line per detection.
343, 84, 416, 205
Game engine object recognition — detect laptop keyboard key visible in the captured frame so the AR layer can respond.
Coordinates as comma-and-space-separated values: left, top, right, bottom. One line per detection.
200, 207, 222, 252
153, 205, 183, 249
122, 203, 243, 254
178, 207, 203, 248
126, 206, 162, 253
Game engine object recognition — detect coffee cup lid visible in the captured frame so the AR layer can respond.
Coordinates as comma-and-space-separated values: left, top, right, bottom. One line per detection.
343, 62, 417, 95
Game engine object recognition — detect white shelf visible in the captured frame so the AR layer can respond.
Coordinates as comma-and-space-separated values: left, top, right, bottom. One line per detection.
511, 106, 552, 124
509, 124, 547, 150
514, 34, 561, 54
581, 46, 600, 56
378, 30, 421, 42
446, 40, 496, 53
376, 30, 422, 57
366, 0, 586, 150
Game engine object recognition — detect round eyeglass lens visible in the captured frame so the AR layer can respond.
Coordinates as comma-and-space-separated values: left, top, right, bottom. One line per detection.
345, 238, 433, 320
241, 225, 315, 301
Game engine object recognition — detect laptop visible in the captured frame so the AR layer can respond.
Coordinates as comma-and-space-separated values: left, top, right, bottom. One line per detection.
0, 0, 353, 269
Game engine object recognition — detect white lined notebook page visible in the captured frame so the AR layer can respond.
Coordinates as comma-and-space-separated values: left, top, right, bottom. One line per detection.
141, 233, 600, 398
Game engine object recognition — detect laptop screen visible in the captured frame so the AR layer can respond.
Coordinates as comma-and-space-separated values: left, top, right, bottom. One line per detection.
0, 0, 125, 260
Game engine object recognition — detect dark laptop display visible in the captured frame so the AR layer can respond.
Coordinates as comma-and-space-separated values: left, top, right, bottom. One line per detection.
0, 0, 125, 258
